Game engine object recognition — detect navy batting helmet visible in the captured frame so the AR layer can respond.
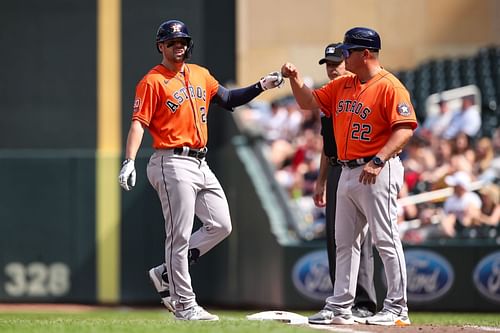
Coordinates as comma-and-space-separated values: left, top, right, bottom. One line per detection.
156, 20, 194, 58
340, 27, 381, 51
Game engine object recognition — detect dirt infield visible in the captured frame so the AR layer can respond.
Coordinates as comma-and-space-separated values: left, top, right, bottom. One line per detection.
0, 304, 498, 333
308, 323, 500, 333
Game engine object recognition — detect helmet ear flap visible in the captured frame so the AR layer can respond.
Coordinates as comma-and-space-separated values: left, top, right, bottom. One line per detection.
184, 39, 194, 60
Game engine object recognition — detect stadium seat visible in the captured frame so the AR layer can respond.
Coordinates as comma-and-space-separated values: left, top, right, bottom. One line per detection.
459, 57, 477, 85
444, 58, 462, 89
430, 59, 447, 93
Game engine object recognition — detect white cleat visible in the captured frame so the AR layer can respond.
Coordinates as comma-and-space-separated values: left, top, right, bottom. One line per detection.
148, 265, 175, 313
308, 309, 355, 325
365, 309, 411, 326
308, 309, 334, 324
175, 305, 219, 321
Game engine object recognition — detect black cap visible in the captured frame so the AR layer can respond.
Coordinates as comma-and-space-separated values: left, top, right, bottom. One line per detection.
339, 27, 381, 50
318, 43, 343, 65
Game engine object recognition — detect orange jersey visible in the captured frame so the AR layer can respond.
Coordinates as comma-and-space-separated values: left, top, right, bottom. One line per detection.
132, 64, 219, 149
312, 69, 418, 160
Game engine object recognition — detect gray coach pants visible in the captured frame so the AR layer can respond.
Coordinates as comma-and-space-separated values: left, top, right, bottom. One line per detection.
326, 157, 408, 316
326, 164, 377, 313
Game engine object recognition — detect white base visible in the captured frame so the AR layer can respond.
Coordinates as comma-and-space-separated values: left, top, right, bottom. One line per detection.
246, 311, 308, 325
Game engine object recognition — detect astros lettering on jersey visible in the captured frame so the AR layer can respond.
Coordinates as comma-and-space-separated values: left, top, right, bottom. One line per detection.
132, 64, 219, 149
313, 69, 418, 160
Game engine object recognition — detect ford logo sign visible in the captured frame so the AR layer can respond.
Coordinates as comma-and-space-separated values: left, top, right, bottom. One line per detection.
292, 250, 332, 301
473, 251, 500, 303
405, 249, 454, 303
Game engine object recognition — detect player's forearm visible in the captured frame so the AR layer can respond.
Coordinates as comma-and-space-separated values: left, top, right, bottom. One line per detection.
125, 120, 145, 160
375, 125, 414, 161
213, 84, 262, 110
282, 62, 318, 110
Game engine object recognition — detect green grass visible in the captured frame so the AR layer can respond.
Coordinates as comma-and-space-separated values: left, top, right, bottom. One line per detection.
0, 309, 498, 333
410, 312, 500, 326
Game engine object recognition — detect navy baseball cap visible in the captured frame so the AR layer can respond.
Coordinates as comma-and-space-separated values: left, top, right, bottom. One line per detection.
339, 27, 381, 50
318, 43, 343, 64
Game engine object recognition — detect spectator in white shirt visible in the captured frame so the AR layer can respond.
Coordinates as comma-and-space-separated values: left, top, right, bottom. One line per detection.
443, 95, 482, 139
261, 101, 288, 142
440, 171, 482, 237
422, 99, 456, 138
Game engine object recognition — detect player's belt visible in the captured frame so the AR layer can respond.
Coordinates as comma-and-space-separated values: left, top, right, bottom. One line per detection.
338, 156, 374, 169
173, 147, 208, 159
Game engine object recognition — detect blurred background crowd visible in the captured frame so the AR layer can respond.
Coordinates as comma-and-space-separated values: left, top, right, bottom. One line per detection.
237, 47, 500, 245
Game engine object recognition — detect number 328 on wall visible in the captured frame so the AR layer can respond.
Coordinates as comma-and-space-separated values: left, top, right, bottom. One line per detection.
4, 262, 70, 297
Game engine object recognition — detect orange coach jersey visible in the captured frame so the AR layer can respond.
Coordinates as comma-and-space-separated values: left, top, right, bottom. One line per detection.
313, 69, 418, 160
132, 63, 219, 149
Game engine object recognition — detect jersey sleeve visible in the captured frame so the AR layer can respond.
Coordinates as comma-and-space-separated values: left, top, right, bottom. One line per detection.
312, 81, 335, 117
131, 80, 159, 127
386, 86, 418, 130
204, 68, 219, 101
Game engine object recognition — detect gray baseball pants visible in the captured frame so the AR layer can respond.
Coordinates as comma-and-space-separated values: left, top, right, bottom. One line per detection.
147, 149, 232, 311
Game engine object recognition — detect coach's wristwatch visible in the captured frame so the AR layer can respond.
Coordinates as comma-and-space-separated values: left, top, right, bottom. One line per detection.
372, 156, 385, 167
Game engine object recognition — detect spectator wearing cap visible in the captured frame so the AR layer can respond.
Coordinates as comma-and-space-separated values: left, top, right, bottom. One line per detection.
441, 171, 482, 237
313, 42, 377, 320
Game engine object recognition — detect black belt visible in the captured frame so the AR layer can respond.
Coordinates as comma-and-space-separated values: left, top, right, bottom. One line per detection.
328, 156, 340, 167
338, 156, 374, 169
173, 147, 208, 159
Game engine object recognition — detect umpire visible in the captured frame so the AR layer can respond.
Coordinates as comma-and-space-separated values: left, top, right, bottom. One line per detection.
313, 43, 377, 322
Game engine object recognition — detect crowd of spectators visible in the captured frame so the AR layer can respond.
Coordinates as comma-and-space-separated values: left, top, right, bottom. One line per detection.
238, 87, 500, 244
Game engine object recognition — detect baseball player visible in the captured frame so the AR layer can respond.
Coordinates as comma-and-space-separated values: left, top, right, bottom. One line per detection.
314, 43, 377, 323
118, 19, 283, 321
282, 27, 417, 326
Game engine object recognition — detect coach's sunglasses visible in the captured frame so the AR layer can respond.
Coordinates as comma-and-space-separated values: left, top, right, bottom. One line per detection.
342, 48, 377, 59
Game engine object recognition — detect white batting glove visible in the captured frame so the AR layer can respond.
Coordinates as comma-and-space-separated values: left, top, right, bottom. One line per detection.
119, 159, 136, 191
259, 71, 285, 90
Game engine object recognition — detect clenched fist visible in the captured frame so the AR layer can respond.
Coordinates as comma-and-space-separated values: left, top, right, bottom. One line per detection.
259, 71, 285, 90
281, 62, 298, 79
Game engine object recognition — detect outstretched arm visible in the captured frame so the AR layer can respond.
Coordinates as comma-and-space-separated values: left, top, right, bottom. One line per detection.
213, 72, 283, 110
281, 62, 319, 110
213, 84, 262, 110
